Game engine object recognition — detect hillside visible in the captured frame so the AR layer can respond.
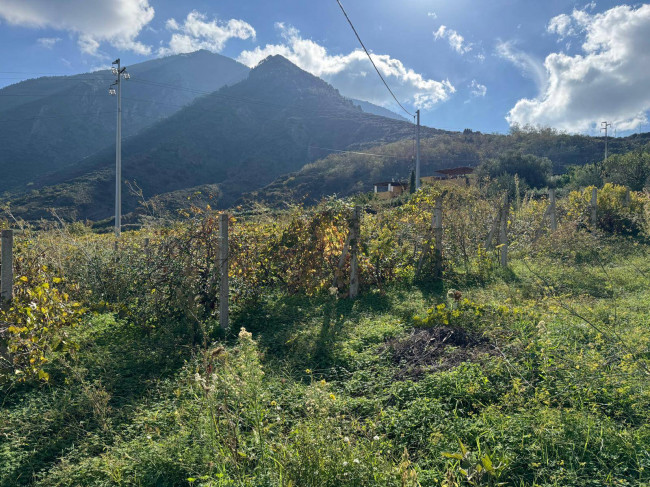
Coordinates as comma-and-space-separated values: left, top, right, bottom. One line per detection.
5, 53, 650, 222
0, 50, 249, 193
349, 98, 409, 121
248, 129, 650, 206
5, 55, 427, 222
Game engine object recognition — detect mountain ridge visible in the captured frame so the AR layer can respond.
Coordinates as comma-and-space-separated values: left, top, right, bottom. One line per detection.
0, 50, 250, 193
5, 54, 425, 221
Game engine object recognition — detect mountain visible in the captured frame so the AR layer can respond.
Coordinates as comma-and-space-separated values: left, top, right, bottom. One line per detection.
0, 50, 249, 193
246, 129, 650, 206
6, 55, 428, 221
9, 53, 647, 222
349, 98, 409, 121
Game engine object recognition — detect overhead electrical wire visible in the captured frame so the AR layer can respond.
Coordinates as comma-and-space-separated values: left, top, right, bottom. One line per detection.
129, 76, 296, 110
309, 146, 399, 159
335, 0, 415, 119
0, 93, 109, 97
0, 110, 117, 123
311, 145, 479, 165
0, 70, 96, 75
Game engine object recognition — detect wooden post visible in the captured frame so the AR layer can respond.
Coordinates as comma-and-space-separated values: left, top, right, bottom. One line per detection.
219, 213, 229, 329
1, 230, 13, 301
549, 188, 557, 232
486, 210, 500, 249
349, 206, 361, 299
624, 189, 631, 207
499, 195, 508, 268
144, 237, 151, 259
433, 196, 443, 278
590, 187, 598, 226
332, 234, 351, 289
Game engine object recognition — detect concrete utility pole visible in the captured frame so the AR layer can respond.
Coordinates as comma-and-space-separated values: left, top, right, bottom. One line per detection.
415, 109, 421, 190
109, 59, 129, 237
219, 213, 229, 329
601, 121, 612, 165
1, 229, 13, 301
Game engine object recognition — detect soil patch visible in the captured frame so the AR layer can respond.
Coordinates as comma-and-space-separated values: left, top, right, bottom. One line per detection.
385, 326, 495, 379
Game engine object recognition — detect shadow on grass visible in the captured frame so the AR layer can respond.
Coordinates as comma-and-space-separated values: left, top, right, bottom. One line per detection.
1, 316, 191, 487
235, 288, 394, 370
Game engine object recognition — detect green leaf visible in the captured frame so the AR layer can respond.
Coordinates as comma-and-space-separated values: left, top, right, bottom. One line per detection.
442, 452, 463, 460
481, 454, 494, 473
458, 440, 468, 456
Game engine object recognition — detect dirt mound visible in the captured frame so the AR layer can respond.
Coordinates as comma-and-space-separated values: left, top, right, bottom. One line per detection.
386, 326, 495, 378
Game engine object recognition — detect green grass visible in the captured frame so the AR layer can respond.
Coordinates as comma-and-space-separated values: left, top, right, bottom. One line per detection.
1, 234, 649, 486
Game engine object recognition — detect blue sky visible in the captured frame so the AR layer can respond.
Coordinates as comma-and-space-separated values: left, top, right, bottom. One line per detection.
1, 0, 649, 135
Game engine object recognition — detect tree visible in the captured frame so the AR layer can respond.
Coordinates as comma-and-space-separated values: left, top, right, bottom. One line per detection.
602, 151, 650, 191
563, 163, 603, 190
476, 152, 552, 189
409, 170, 416, 193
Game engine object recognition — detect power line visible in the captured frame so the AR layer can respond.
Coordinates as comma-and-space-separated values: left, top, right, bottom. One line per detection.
129, 76, 297, 110
0, 110, 117, 123
0, 70, 89, 75
310, 145, 480, 166
309, 145, 399, 159
335, 0, 414, 118
0, 93, 108, 97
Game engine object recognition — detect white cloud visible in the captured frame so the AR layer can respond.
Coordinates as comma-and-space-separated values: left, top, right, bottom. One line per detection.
496, 40, 547, 91
470, 80, 487, 97
427, 12, 438, 19
78, 34, 100, 56
0, 0, 154, 56
433, 25, 472, 54
36, 37, 61, 49
238, 23, 454, 111
547, 13, 575, 38
158, 11, 256, 56
507, 4, 650, 133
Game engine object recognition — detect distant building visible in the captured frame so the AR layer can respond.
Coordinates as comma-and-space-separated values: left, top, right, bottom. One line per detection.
373, 181, 408, 199
421, 166, 474, 187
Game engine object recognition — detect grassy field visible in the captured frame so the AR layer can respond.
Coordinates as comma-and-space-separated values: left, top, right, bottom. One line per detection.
1, 185, 649, 486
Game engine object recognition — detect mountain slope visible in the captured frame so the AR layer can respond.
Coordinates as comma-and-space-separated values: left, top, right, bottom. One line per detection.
0, 50, 249, 193
7, 55, 428, 221
349, 98, 409, 121
246, 129, 650, 206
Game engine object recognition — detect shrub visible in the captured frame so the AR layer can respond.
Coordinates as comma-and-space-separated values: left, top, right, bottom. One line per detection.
477, 152, 553, 191
567, 183, 648, 236
0, 266, 85, 382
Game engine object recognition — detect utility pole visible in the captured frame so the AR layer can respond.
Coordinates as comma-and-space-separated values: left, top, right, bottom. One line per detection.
109, 58, 129, 237
601, 121, 612, 165
415, 109, 421, 190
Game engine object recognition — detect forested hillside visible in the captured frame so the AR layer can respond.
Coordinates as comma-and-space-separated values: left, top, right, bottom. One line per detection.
4, 56, 425, 222
4, 53, 650, 224
248, 128, 650, 206
0, 50, 250, 193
